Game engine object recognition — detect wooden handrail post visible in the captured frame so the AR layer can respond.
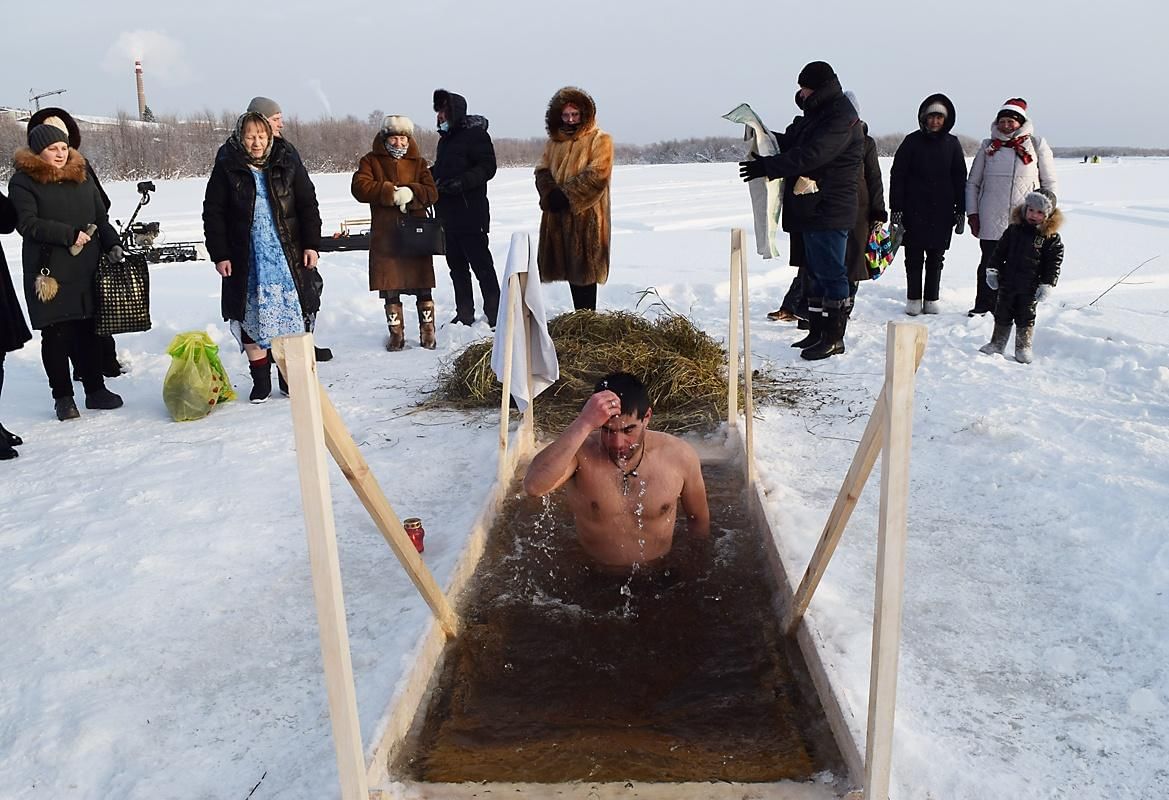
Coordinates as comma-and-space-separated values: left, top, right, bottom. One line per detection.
864, 322, 926, 800
279, 333, 369, 800
727, 229, 742, 428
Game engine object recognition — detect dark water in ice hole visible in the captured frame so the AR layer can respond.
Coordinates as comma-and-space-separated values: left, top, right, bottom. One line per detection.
396, 462, 844, 783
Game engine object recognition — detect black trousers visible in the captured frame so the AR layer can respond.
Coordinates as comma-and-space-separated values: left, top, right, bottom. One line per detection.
569, 283, 597, 311
41, 318, 105, 399
973, 240, 999, 312
993, 289, 1039, 328
445, 232, 500, 324
904, 246, 946, 301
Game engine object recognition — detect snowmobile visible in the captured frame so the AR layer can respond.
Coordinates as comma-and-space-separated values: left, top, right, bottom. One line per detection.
116, 181, 206, 264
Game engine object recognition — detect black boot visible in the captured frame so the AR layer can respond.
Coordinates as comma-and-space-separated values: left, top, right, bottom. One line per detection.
0, 423, 21, 448
84, 383, 124, 410
791, 299, 824, 348
249, 358, 272, 404
801, 300, 848, 361
0, 423, 16, 460
268, 350, 289, 396
55, 397, 81, 421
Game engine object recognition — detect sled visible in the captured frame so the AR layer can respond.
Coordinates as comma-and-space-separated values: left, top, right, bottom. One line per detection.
317, 217, 373, 253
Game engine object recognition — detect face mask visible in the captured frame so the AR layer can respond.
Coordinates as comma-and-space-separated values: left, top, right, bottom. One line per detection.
438, 121, 449, 133
388, 145, 408, 158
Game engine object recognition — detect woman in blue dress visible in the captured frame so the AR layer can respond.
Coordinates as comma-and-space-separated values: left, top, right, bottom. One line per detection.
203, 111, 322, 402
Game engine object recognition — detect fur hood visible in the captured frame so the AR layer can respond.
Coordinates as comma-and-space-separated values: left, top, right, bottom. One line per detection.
27, 106, 83, 149
917, 93, 956, 134
12, 146, 88, 184
544, 86, 598, 141
1010, 204, 1064, 236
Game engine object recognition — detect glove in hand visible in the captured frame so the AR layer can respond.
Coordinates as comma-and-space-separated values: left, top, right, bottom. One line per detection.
891, 211, 904, 226
106, 245, 125, 264
438, 177, 464, 195
392, 186, 414, 210
954, 213, 965, 235
738, 157, 767, 182
968, 214, 980, 238
546, 187, 570, 212
1035, 284, 1053, 302
985, 269, 999, 291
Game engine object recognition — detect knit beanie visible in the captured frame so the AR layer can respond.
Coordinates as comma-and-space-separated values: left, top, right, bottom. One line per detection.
1024, 188, 1057, 216
797, 61, 837, 91
996, 98, 1028, 124
246, 96, 282, 118
922, 102, 947, 119
382, 115, 415, 137
28, 123, 70, 154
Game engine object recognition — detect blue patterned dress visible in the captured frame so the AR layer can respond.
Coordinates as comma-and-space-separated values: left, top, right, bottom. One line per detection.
233, 168, 304, 350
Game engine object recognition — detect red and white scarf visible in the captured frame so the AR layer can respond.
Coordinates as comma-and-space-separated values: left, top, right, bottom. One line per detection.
987, 135, 1033, 165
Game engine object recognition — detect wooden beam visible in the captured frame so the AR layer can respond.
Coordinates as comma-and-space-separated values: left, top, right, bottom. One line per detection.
278, 333, 369, 800
784, 335, 926, 634
727, 229, 742, 428
864, 322, 927, 800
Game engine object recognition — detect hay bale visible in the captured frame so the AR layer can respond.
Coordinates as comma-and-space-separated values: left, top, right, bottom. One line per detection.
431, 309, 797, 434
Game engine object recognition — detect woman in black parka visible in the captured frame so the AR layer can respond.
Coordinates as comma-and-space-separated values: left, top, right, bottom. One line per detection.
1, 188, 32, 456
889, 93, 968, 315
202, 112, 322, 402
8, 125, 123, 421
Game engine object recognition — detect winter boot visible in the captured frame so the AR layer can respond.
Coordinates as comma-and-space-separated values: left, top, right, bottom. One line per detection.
418, 300, 437, 350
802, 300, 849, 361
268, 349, 289, 396
248, 357, 272, 403
0, 423, 17, 460
55, 397, 80, 421
314, 346, 333, 362
385, 304, 405, 351
922, 300, 940, 315
905, 298, 923, 316
85, 387, 124, 410
979, 322, 1013, 356
0, 423, 22, 448
791, 299, 824, 348
1015, 325, 1035, 364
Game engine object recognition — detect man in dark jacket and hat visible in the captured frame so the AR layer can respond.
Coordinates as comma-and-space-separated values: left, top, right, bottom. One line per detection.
740, 61, 863, 361
430, 89, 500, 327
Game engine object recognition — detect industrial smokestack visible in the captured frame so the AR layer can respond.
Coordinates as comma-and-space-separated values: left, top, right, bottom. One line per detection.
135, 59, 147, 120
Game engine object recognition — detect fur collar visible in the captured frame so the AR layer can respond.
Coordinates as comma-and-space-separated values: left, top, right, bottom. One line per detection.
545, 86, 598, 142
1010, 205, 1063, 236
12, 147, 88, 184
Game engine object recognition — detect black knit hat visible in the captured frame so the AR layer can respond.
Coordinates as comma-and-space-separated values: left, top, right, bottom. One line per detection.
28, 124, 69, 154
798, 61, 837, 91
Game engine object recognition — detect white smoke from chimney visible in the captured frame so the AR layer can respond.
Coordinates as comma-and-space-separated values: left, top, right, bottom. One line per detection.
102, 31, 192, 84
307, 79, 333, 117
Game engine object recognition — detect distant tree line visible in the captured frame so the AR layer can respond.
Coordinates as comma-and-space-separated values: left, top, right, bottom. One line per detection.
1, 113, 1165, 183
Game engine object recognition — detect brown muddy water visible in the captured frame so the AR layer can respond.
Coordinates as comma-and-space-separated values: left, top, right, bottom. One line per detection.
395, 462, 844, 784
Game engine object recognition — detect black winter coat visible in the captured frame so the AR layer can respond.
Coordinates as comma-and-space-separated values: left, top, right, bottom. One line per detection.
27, 107, 111, 212
847, 129, 888, 283
430, 91, 496, 235
0, 190, 32, 351
889, 94, 967, 251
8, 148, 119, 330
761, 79, 863, 232
991, 207, 1064, 293
202, 138, 322, 322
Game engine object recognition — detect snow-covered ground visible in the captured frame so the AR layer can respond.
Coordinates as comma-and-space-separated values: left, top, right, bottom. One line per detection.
1, 159, 1166, 799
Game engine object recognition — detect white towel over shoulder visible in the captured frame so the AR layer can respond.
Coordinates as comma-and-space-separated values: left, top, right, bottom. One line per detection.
490, 232, 559, 412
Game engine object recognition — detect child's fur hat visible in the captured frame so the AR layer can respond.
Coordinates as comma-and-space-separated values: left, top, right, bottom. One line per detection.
1025, 188, 1057, 217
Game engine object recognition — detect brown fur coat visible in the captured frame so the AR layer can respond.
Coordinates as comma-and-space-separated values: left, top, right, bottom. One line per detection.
351, 132, 439, 292
534, 87, 613, 286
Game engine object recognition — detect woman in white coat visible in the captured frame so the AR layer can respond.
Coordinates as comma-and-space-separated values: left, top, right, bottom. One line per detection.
964, 98, 1057, 315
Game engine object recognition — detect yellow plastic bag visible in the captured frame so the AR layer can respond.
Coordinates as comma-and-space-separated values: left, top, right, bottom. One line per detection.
163, 332, 237, 422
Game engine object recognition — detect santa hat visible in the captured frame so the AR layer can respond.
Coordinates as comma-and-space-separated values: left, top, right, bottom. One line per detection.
996, 98, 1028, 124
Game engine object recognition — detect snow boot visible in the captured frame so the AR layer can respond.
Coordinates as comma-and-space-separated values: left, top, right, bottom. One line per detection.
418, 300, 437, 350
791, 299, 824, 348
1015, 325, 1035, 364
0, 423, 21, 448
84, 387, 124, 410
905, 298, 922, 316
386, 304, 405, 351
802, 300, 848, 361
979, 322, 1013, 356
922, 300, 940, 314
268, 350, 289, 396
314, 346, 333, 362
55, 397, 80, 421
248, 357, 272, 403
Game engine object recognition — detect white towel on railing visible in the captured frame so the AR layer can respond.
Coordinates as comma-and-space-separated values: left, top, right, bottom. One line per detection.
490, 232, 559, 412
723, 103, 782, 259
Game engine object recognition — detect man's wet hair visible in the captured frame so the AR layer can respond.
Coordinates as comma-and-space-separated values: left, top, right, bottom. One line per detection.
594, 372, 651, 419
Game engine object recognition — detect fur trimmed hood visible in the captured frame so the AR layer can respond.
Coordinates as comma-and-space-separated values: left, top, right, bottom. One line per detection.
1010, 204, 1064, 236
544, 86, 598, 141
12, 146, 88, 184
917, 93, 956, 134
27, 106, 83, 149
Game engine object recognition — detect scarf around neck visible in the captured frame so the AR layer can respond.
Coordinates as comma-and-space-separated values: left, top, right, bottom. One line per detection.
987, 135, 1033, 165
230, 111, 274, 168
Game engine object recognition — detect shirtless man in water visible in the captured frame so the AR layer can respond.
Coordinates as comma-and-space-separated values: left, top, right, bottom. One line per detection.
522, 372, 710, 567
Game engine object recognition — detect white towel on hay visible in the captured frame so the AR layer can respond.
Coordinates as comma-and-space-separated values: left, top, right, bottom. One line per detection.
491, 232, 559, 412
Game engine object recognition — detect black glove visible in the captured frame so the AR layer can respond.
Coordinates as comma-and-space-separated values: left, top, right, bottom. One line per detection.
738, 156, 767, 182
546, 187, 570, 212
437, 177, 464, 195
891, 211, 904, 226
106, 245, 125, 264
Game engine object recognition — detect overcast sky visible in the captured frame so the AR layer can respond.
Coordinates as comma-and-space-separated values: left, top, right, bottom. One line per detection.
3, 0, 1164, 148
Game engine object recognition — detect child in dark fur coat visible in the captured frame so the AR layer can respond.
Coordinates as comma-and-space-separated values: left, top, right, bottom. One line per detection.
979, 188, 1064, 363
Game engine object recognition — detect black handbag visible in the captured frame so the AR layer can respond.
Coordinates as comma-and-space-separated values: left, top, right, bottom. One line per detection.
395, 207, 445, 257
95, 251, 152, 335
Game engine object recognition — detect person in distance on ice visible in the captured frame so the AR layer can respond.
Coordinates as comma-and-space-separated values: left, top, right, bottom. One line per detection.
523, 372, 710, 569
534, 87, 613, 312
739, 61, 863, 361
964, 98, 1058, 317
8, 125, 125, 421
351, 115, 440, 351
430, 89, 501, 329
203, 111, 323, 403
246, 96, 332, 363
978, 188, 1063, 365
0, 188, 32, 457
889, 93, 968, 316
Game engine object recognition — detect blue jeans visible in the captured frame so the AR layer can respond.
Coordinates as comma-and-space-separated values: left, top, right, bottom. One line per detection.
801, 229, 851, 302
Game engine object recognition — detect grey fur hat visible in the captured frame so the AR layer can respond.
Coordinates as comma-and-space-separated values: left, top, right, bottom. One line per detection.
1025, 188, 1057, 216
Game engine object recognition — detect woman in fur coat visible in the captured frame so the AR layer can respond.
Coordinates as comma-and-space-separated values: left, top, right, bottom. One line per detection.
8, 125, 123, 421
0, 189, 32, 456
965, 98, 1058, 316
351, 115, 439, 351
534, 87, 613, 311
